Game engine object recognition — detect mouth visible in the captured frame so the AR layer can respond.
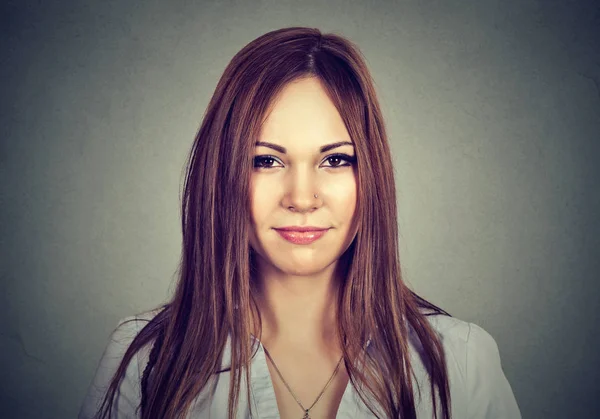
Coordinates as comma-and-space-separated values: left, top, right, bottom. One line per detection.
274, 228, 330, 245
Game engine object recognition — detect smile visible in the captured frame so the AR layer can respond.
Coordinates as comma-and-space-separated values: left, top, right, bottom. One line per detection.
274, 229, 329, 245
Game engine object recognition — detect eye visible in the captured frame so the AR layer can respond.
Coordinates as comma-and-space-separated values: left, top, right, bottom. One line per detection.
322, 153, 356, 168
253, 155, 282, 169
253, 154, 356, 170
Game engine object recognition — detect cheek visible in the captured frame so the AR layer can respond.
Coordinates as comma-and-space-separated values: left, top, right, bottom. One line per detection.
250, 177, 272, 225
330, 178, 357, 218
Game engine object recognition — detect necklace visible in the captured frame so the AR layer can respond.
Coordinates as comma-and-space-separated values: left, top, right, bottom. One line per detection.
262, 346, 344, 419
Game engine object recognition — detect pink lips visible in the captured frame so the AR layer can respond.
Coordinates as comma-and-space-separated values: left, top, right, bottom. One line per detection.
274, 228, 329, 245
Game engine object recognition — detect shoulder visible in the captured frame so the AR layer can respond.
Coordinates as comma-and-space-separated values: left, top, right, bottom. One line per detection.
107, 307, 163, 339
409, 313, 471, 386
417, 315, 498, 377
78, 308, 164, 419
416, 313, 522, 419
118, 307, 165, 370
423, 313, 471, 342
103, 308, 162, 356
420, 313, 506, 365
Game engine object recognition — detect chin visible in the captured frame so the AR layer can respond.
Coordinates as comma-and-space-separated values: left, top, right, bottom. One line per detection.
276, 253, 339, 273
278, 265, 330, 276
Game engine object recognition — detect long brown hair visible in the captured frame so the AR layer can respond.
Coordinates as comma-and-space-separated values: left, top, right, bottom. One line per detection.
94, 27, 452, 419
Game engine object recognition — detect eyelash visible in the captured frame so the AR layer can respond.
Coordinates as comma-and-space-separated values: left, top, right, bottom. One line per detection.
253, 153, 356, 170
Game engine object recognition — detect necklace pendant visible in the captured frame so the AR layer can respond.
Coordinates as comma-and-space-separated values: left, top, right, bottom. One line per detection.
303, 410, 310, 419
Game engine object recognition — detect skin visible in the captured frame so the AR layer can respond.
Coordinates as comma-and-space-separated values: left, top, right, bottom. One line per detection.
248, 76, 359, 418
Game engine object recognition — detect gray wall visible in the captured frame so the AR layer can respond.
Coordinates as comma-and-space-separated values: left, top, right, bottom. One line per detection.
2, 0, 598, 417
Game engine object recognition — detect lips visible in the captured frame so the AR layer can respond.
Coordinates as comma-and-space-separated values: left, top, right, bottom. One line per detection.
275, 226, 329, 232
274, 228, 329, 245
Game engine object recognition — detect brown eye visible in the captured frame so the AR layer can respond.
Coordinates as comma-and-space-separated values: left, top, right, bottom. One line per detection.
253, 154, 356, 170
327, 156, 343, 167
253, 156, 281, 169
322, 153, 356, 168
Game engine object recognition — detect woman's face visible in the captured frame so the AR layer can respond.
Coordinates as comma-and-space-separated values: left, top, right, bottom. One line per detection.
249, 77, 358, 277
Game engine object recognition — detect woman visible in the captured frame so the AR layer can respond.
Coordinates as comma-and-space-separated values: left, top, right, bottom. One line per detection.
79, 27, 521, 419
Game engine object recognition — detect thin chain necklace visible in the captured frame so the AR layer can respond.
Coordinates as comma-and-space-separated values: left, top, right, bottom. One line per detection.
262, 346, 344, 419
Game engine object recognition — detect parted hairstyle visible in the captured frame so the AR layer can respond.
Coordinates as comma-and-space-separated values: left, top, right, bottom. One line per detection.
94, 27, 452, 419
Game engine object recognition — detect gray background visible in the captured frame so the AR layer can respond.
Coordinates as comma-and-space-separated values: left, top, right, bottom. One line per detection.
2, 0, 599, 418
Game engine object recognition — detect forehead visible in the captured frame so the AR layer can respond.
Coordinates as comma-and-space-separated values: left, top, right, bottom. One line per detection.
258, 77, 351, 147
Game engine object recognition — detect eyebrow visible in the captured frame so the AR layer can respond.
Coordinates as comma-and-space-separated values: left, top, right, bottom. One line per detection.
254, 141, 354, 154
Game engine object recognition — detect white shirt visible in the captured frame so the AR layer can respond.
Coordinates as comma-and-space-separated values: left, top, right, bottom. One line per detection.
79, 310, 521, 418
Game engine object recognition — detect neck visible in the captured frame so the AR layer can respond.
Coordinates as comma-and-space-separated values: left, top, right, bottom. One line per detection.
250, 259, 343, 351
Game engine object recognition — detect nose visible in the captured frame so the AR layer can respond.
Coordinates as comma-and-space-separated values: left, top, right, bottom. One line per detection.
281, 167, 321, 213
